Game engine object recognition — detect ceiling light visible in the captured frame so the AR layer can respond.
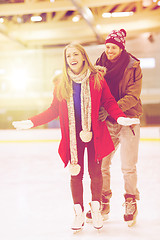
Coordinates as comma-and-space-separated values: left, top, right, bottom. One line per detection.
31, 16, 42, 22
112, 12, 134, 17
17, 17, 22, 23
102, 12, 133, 18
0, 18, 4, 23
102, 13, 112, 18
72, 15, 80, 22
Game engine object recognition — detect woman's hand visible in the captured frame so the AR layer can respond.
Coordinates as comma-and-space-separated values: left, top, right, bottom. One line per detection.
12, 120, 34, 130
99, 107, 109, 122
117, 117, 140, 126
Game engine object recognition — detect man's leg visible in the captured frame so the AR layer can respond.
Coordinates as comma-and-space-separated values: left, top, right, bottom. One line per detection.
101, 121, 121, 218
86, 121, 121, 221
102, 121, 121, 196
120, 124, 140, 200
120, 124, 140, 226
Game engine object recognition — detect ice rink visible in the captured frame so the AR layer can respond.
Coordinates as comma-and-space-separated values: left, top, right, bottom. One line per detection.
0, 127, 159, 240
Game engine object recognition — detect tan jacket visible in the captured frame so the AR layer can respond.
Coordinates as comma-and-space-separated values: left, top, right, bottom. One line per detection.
117, 55, 143, 118
97, 54, 143, 118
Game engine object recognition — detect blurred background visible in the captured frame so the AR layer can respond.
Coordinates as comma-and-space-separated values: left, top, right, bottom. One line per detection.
0, 0, 160, 129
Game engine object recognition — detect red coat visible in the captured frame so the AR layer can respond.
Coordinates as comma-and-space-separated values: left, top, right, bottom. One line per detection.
30, 74, 126, 167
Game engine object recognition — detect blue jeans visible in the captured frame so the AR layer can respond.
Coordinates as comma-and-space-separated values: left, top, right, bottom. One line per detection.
102, 120, 140, 200
70, 135, 102, 210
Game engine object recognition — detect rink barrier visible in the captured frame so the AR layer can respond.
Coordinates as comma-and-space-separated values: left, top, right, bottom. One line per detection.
0, 138, 159, 143
140, 138, 160, 141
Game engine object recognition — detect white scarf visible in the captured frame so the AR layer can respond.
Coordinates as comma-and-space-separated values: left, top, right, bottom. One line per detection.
67, 68, 92, 174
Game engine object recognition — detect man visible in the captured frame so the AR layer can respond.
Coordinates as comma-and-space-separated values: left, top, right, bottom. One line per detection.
87, 29, 143, 227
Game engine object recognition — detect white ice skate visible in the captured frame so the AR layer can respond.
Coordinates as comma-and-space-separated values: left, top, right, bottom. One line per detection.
72, 204, 85, 233
86, 201, 109, 223
90, 201, 103, 230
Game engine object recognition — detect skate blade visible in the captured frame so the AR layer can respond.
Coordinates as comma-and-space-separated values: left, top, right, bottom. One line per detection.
72, 228, 82, 234
72, 223, 84, 233
94, 225, 103, 230
127, 219, 136, 227
127, 211, 138, 227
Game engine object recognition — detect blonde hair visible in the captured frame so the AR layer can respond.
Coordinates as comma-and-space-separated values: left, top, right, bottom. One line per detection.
56, 43, 103, 101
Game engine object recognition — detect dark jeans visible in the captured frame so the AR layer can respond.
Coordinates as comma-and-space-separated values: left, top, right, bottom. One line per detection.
70, 135, 103, 211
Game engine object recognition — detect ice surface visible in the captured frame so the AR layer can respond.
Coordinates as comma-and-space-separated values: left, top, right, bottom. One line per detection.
0, 127, 159, 240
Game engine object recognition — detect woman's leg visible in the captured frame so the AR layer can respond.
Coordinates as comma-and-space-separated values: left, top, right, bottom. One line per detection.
87, 140, 103, 229
87, 139, 103, 203
70, 137, 85, 211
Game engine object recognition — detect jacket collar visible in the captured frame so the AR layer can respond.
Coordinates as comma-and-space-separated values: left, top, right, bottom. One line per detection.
127, 54, 140, 69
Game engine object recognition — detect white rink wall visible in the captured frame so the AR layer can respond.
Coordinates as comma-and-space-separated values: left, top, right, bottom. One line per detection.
0, 126, 159, 141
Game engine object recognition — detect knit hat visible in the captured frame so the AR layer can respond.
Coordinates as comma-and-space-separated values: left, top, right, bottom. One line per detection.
105, 29, 126, 50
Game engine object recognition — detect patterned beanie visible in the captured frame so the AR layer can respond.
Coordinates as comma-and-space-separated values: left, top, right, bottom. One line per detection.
105, 29, 127, 50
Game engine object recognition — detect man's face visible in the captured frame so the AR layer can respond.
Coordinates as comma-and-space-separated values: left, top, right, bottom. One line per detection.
105, 43, 122, 62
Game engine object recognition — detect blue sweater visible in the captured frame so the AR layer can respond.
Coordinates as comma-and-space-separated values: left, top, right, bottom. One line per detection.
73, 82, 82, 133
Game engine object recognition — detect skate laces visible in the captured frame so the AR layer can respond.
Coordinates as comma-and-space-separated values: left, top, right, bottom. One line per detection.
91, 206, 101, 221
74, 208, 78, 216
123, 199, 136, 215
92, 210, 102, 225
73, 211, 84, 224
101, 201, 109, 212
102, 193, 111, 203
92, 208, 101, 215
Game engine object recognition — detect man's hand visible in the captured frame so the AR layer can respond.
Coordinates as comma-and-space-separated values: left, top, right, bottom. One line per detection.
99, 107, 109, 122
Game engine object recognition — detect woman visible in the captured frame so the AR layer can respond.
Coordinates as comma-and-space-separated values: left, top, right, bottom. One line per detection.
12, 43, 139, 231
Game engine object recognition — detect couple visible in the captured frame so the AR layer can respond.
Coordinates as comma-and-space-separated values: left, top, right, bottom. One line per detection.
13, 29, 142, 231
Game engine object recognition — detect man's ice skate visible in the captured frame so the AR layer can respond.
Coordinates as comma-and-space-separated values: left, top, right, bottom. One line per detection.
72, 204, 85, 233
90, 201, 103, 229
101, 193, 110, 221
123, 194, 138, 227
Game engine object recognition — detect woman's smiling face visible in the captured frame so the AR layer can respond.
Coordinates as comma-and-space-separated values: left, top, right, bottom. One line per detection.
66, 47, 84, 74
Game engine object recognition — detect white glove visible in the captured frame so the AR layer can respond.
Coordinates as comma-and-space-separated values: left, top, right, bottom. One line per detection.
117, 117, 140, 126
12, 120, 34, 130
